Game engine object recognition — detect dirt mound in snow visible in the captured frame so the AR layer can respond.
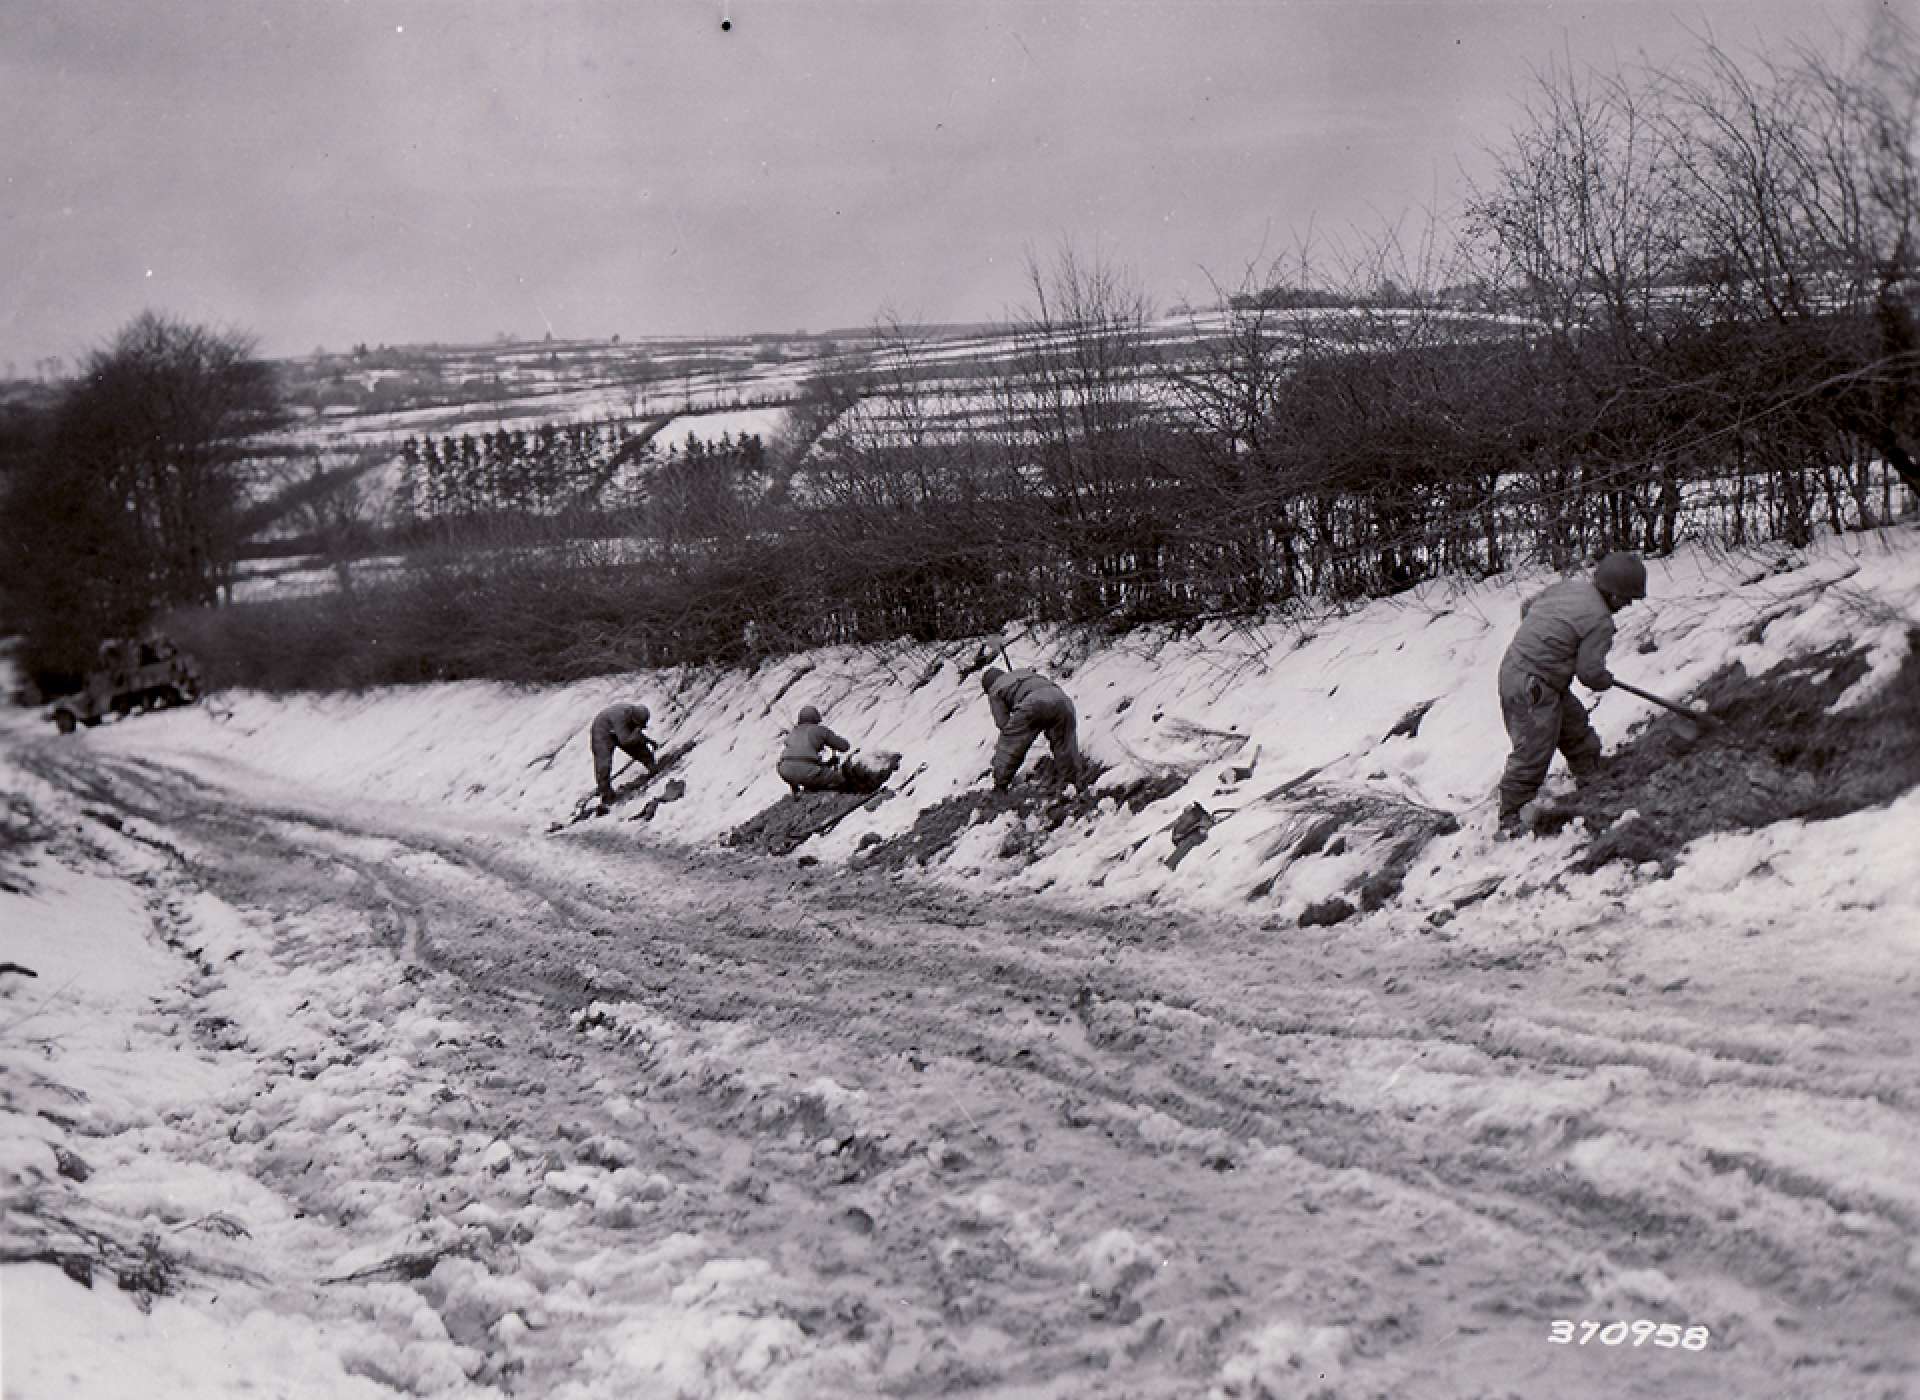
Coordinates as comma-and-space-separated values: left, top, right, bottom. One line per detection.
725, 788, 898, 857
1547, 632, 1920, 869
724, 752, 906, 857
857, 761, 1184, 872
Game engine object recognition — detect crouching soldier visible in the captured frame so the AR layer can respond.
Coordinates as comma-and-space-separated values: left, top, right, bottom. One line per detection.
982, 667, 1083, 791
778, 705, 851, 794
1496, 551, 1646, 837
590, 701, 659, 808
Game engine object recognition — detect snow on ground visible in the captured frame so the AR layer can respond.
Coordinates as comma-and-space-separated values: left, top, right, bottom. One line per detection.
0, 748, 879, 1397
650, 406, 790, 456
0, 761, 447, 1397
5, 526, 1918, 1397
230, 553, 410, 602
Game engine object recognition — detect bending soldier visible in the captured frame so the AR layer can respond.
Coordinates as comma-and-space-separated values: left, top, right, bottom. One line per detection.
590, 702, 659, 808
1496, 551, 1646, 836
778, 705, 851, 794
982, 666, 1083, 791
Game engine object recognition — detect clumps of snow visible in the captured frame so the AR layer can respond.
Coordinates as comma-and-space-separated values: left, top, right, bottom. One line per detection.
588, 1168, 677, 1228
574, 1133, 637, 1169
541, 1168, 598, 1200
160, 888, 255, 967
554, 1251, 870, 1400
1571, 1254, 1680, 1311
419, 1255, 545, 1346
948, 808, 1026, 868
595, 1303, 808, 1397
572, 1001, 891, 1168
1213, 1318, 1353, 1399
334, 1281, 486, 1392
1078, 1227, 1164, 1321
956, 1189, 1065, 1270
1060, 1096, 1243, 1170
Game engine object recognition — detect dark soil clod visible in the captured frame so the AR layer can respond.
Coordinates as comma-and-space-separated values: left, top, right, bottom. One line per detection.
1299, 897, 1357, 928
1386, 699, 1438, 741
725, 788, 898, 858
858, 762, 1176, 872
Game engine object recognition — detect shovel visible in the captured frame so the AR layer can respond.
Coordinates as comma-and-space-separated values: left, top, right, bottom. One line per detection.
1612, 680, 1718, 739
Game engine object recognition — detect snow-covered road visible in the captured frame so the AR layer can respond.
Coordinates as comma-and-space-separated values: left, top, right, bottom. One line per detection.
5, 734, 1915, 1398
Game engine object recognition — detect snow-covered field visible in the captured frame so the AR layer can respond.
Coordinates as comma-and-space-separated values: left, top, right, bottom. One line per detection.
4, 529, 1917, 1397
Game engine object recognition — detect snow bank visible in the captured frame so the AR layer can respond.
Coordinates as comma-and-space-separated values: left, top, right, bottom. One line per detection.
102, 530, 1920, 939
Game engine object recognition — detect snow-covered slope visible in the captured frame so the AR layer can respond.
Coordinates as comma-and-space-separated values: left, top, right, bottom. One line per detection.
110, 529, 1920, 934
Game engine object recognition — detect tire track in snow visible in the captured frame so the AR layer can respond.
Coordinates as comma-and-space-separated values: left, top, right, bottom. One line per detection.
19, 742, 1917, 1397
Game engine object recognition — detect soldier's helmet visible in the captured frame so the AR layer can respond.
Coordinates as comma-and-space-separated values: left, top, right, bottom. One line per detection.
1593, 552, 1648, 601
981, 667, 1006, 695
798, 705, 821, 725
634, 704, 651, 724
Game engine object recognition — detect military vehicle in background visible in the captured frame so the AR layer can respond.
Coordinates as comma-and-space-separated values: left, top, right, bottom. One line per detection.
47, 637, 202, 733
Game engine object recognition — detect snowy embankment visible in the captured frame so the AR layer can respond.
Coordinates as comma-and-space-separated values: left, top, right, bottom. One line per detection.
134, 529, 1920, 933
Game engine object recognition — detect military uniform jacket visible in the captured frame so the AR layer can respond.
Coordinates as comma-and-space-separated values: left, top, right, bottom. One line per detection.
781, 721, 850, 763
594, 703, 652, 747
987, 669, 1070, 730
1501, 578, 1616, 692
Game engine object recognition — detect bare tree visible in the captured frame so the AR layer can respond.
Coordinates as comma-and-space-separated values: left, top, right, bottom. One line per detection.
1468, 57, 1693, 350
1657, 19, 1920, 495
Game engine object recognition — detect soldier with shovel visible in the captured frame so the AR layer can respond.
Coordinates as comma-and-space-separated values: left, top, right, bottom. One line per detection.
589, 701, 660, 809
1495, 552, 1646, 838
982, 665, 1085, 792
777, 705, 853, 793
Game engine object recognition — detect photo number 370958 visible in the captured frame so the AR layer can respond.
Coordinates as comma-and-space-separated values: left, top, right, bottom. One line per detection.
1548, 1319, 1711, 1350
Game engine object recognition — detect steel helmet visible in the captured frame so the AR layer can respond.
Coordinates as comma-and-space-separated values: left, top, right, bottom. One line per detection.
634, 704, 650, 724
981, 666, 1006, 694
1593, 552, 1647, 601
797, 705, 821, 725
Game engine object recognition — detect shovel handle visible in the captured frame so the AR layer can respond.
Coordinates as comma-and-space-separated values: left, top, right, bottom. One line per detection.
1613, 679, 1715, 726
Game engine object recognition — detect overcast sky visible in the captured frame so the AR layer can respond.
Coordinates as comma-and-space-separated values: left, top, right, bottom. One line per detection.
1, 0, 1908, 367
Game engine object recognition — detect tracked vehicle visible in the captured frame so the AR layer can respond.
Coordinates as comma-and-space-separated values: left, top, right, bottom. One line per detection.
48, 637, 202, 734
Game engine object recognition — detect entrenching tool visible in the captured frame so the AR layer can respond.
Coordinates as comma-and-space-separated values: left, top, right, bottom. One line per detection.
1612, 680, 1719, 739
975, 628, 1030, 675
553, 739, 696, 830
